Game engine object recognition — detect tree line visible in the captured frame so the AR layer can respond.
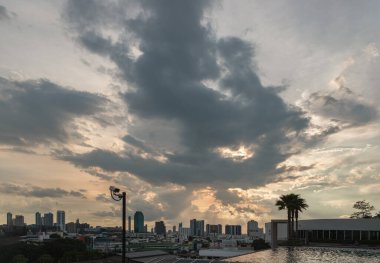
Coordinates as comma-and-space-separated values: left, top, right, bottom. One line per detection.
350, 200, 380, 219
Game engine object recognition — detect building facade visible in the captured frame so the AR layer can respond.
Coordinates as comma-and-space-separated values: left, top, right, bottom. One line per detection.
206, 224, 222, 235
57, 210, 65, 231
14, 215, 24, 226
134, 211, 144, 233
7, 212, 12, 226
247, 220, 264, 239
265, 219, 380, 246
66, 222, 76, 233
225, 225, 242, 235
190, 219, 205, 236
35, 212, 42, 226
43, 212, 54, 228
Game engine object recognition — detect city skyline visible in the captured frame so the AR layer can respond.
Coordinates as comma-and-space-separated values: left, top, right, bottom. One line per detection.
1, 0, 380, 231
4, 209, 262, 236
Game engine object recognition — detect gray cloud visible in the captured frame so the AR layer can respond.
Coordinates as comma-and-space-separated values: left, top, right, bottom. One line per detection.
63, 0, 310, 188
215, 189, 242, 206
0, 77, 107, 146
0, 183, 86, 199
301, 79, 378, 126
92, 210, 119, 218
0, 5, 12, 21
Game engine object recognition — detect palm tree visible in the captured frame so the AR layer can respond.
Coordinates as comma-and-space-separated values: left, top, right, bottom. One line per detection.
294, 196, 308, 238
275, 194, 293, 240
275, 193, 308, 240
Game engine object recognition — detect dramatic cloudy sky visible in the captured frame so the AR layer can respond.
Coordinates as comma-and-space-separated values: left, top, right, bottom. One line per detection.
1, 0, 380, 231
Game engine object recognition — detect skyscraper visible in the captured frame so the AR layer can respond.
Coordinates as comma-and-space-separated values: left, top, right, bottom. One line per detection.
7, 212, 12, 226
190, 219, 205, 236
134, 211, 144, 233
155, 221, 166, 235
57, 210, 65, 231
14, 215, 24, 226
128, 216, 131, 233
44, 212, 54, 228
35, 212, 42, 226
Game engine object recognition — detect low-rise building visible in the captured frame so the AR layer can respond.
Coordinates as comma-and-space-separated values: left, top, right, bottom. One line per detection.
265, 218, 380, 247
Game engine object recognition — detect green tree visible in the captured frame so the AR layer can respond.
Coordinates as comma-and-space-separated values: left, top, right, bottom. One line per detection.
37, 254, 54, 263
12, 255, 28, 263
350, 200, 375, 218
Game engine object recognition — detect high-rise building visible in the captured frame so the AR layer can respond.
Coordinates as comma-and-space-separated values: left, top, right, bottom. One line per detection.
247, 220, 264, 239
35, 212, 42, 226
7, 212, 13, 226
57, 210, 65, 231
155, 221, 166, 235
190, 219, 205, 236
128, 216, 131, 232
206, 224, 222, 235
44, 212, 54, 228
134, 211, 144, 233
66, 222, 76, 233
225, 225, 242, 235
173, 225, 176, 233
179, 222, 182, 232
179, 227, 191, 238
14, 215, 24, 226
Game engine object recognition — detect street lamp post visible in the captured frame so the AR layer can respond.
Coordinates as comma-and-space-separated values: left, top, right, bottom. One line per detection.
109, 186, 126, 263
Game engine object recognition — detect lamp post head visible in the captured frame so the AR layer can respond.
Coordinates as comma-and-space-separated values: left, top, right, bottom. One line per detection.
109, 186, 120, 193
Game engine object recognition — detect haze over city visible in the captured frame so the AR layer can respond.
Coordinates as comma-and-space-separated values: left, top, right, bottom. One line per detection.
1, 0, 380, 232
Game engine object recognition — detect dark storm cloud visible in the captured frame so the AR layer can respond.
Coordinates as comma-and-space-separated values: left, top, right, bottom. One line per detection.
0, 77, 107, 146
0, 5, 13, 21
0, 183, 86, 199
64, 0, 309, 187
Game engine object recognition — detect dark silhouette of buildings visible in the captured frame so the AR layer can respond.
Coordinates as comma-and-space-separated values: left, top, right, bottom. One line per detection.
155, 221, 166, 235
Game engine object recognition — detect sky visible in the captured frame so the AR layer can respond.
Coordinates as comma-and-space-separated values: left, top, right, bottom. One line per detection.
1, 0, 380, 232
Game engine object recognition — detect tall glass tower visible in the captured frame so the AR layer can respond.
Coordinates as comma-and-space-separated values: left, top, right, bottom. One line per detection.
134, 211, 144, 233
35, 212, 42, 226
57, 210, 65, 231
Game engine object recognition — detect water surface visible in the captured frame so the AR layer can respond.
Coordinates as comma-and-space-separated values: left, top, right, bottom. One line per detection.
227, 247, 380, 263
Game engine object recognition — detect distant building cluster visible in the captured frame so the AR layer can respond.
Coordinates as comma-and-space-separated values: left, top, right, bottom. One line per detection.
5, 210, 91, 234
4, 210, 264, 239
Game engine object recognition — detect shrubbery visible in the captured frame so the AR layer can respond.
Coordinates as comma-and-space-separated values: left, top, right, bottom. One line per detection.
0, 238, 108, 262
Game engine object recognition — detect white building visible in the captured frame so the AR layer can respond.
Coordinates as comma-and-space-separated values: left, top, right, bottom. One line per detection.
247, 220, 264, 239
265, 219, 380, 247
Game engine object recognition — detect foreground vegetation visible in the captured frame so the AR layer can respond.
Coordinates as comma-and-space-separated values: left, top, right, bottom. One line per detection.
0, 238, 109, 263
